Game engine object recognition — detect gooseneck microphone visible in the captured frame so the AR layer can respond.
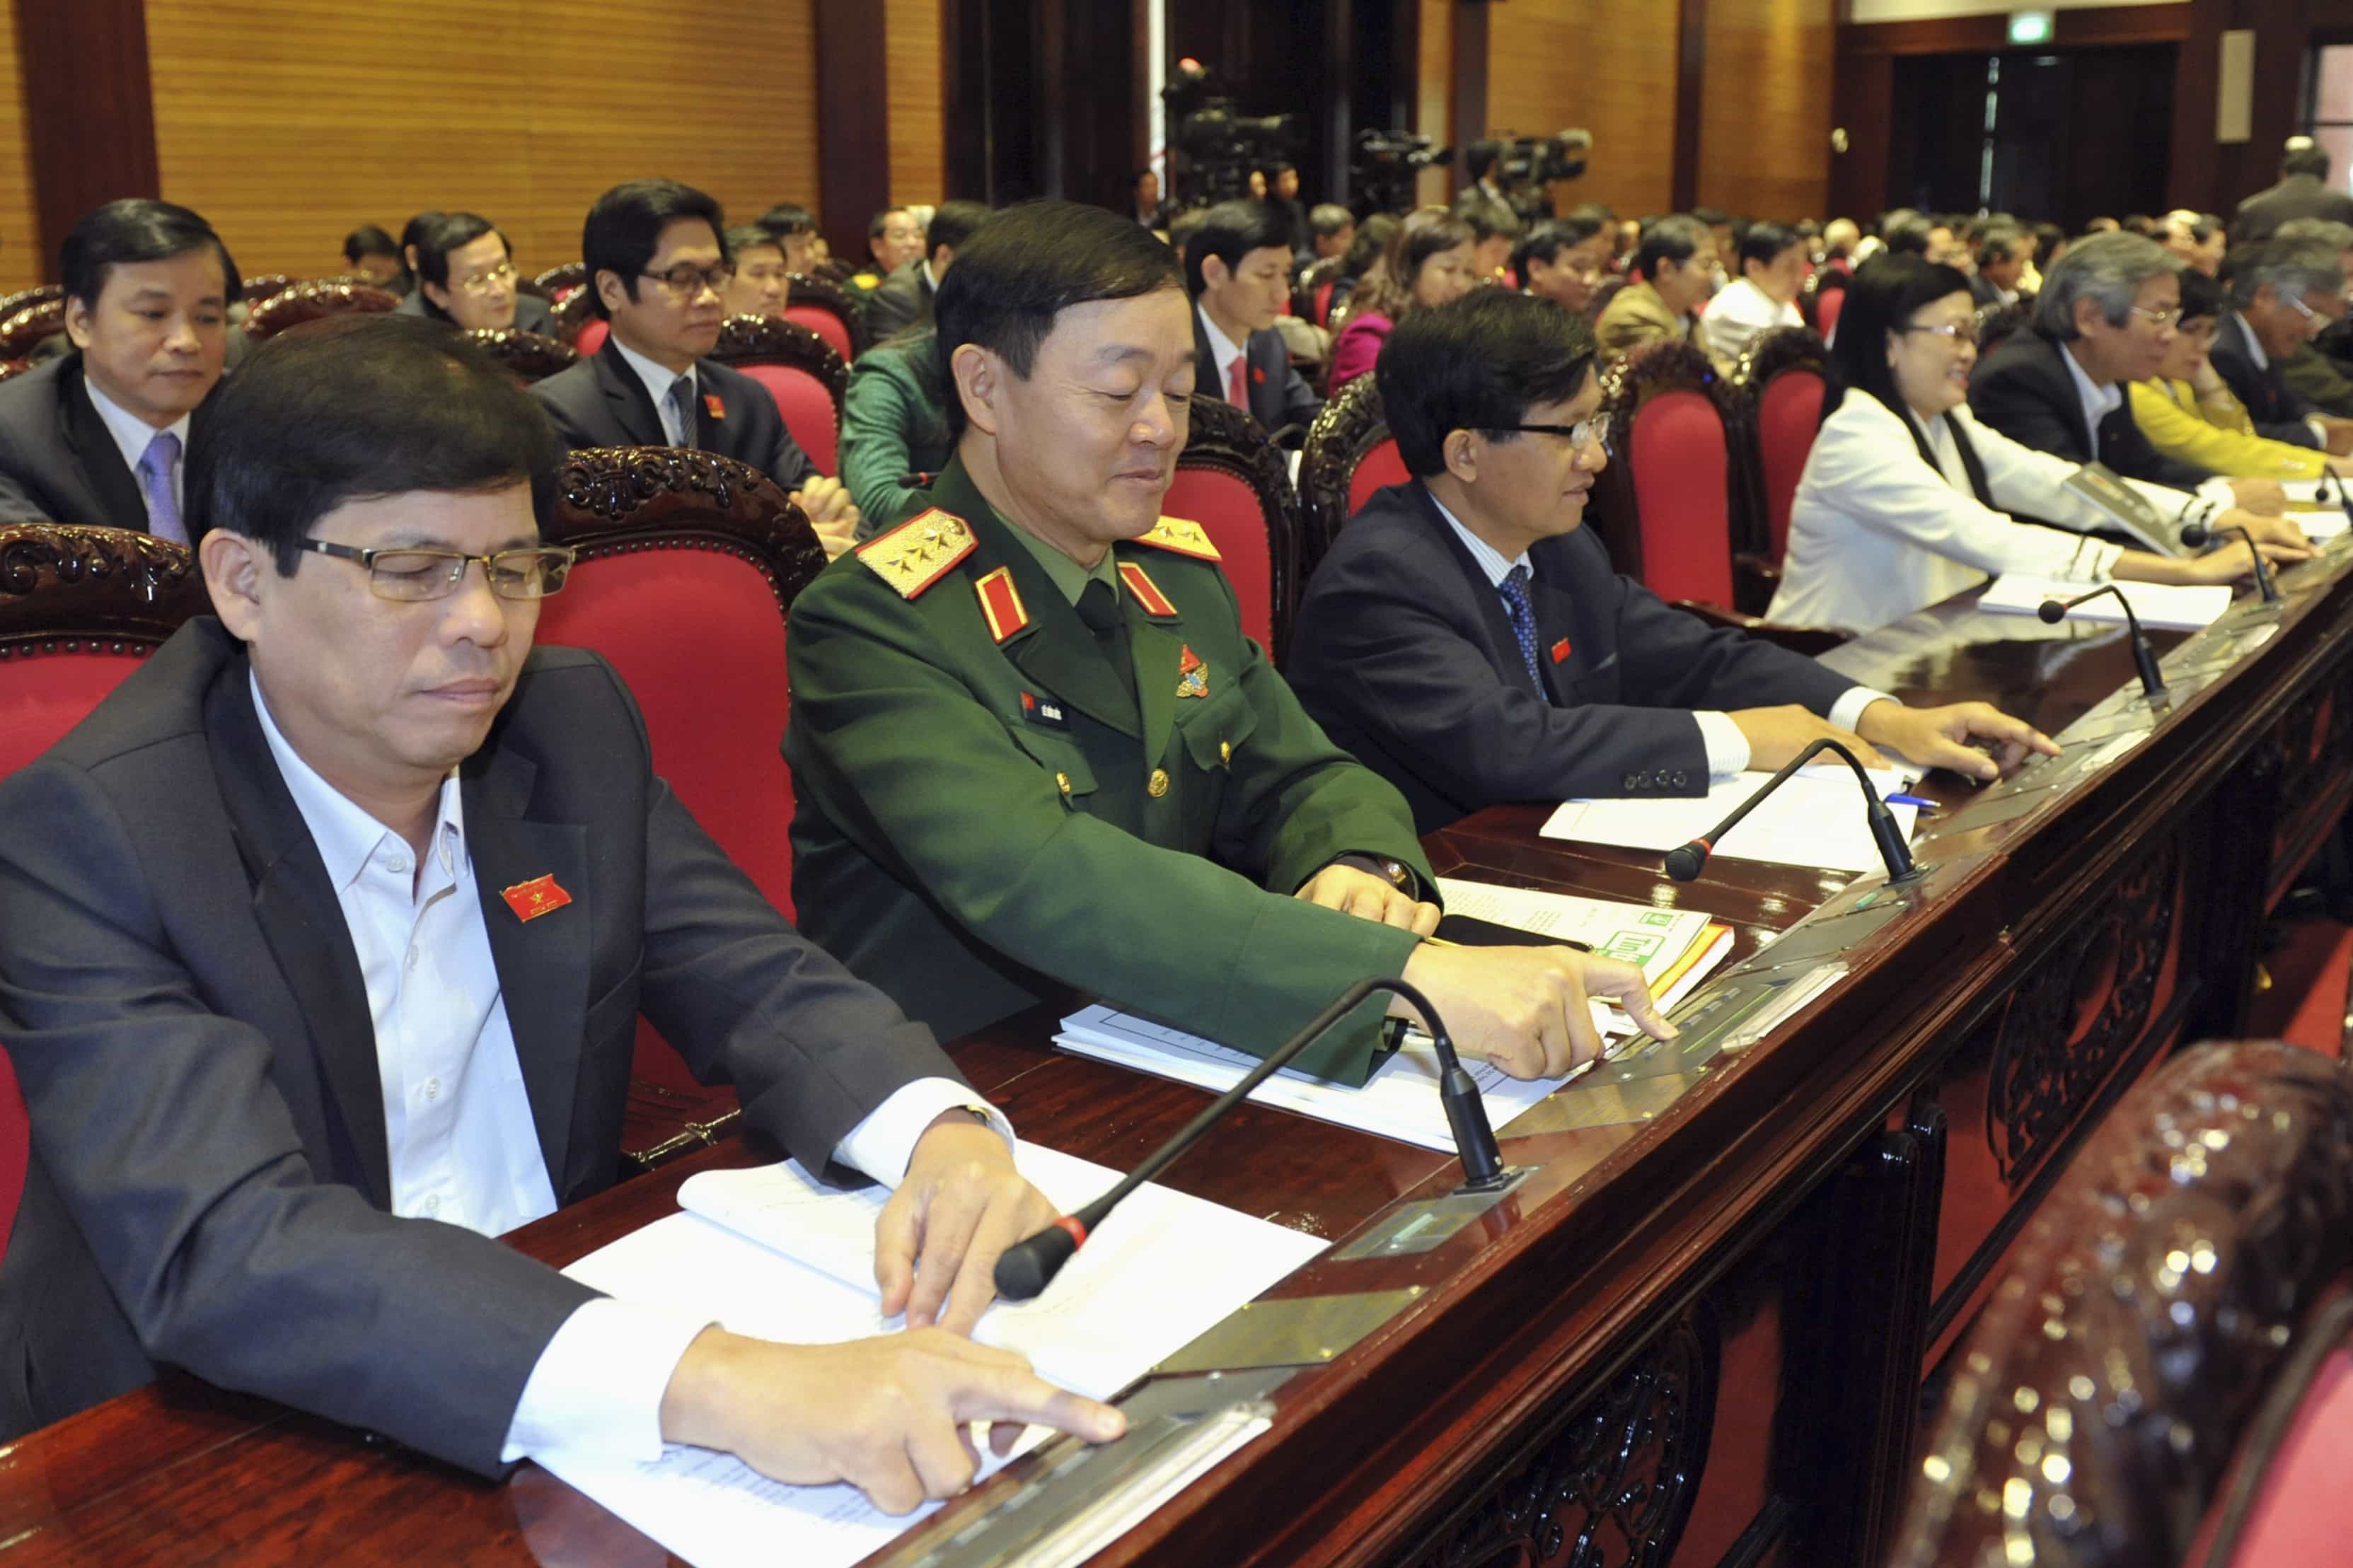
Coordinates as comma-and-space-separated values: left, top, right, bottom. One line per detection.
2180, 518, 2279, 604
2318, 469, 2353, 526
993, 977, 1505, 1301
2036, 583, 2167, 698
1664, 738, 1917, 885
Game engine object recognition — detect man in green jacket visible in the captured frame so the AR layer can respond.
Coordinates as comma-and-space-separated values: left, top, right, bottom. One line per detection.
842, 328, 956, 538
785, 201, 1670, 1086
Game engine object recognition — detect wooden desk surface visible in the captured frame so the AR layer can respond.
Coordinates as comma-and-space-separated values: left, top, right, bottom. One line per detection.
6, 542, 2352, 1567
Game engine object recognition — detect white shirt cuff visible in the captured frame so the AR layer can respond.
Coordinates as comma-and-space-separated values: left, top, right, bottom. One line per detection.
501, 1297, 715, 1464
833, 1076, 1014, 1190
1692, 711, 1750, 781
1829, 687, 1899, 735
2309, 415, 2332, 448
2196, 476, 2238, 506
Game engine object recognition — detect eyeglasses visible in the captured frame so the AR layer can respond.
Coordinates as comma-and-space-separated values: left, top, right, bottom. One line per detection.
301, 540, 577, 601
1900, 321, 1972, 342
1491, 418, 1609, 450
2127, 304, 2182, 329
640, 262, 734, 298
453, 260, 517, 297
2284, 293, 2333, 333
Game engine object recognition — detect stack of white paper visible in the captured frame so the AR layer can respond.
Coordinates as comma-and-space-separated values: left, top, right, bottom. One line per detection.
533, 1142, 1321, 1568
1539, 761, 1919, 876
1978, 573, 2231, 630
1433, 878, 1732, 1031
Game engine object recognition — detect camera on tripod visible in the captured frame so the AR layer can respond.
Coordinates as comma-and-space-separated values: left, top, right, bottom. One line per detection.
1352, 129, 1453, 216
1161, 59, 1304, 210
1479, 129, 1596, 221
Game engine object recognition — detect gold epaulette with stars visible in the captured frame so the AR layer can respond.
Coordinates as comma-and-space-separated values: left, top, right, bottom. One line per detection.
853, 508, 976, 599
1132, 515, 1221, 562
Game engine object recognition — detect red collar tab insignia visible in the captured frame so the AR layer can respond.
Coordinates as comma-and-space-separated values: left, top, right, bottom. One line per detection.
704, 393, 727, 421
1116, 561, 1179, 618
501, 873, 573, 923
975, 565, 1031, 643
853, 508, 976, 600
1133, 516, 1220, 562
1176, 643, 1209, 699
1550, 637, 1572, 664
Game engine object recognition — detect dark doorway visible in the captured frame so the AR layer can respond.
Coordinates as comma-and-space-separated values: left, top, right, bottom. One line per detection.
1885, 45, 2176, 226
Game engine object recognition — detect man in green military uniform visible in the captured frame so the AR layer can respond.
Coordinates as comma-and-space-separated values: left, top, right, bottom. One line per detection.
786, 200, 1670, 1085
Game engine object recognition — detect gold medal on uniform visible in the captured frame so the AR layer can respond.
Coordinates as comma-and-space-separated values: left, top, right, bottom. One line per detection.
1176, 643, 1208, 699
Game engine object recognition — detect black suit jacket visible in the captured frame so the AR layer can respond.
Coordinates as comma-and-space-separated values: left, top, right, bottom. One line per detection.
1285, 482, 1856, 833
2209, 311, 2322, 448
531, 338, 819, 492
1191, 306, 1322, 436
0, 353, 202, 530
1967, 330, 2212, 488
864, 258, 937, 341
0, 620, 954, 1473
2230, 173, 2353, 245
392, 289, 559, 337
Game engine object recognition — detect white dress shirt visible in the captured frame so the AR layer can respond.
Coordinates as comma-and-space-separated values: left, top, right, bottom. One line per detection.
612, 335, 698, 446
83, 376, 192, 513
1428, 496, 1890, 779
2059, 341, 2236, 518
1699, 279, 1803, 366
1767, 393, 2127, 633
1197, 303, 1247, 407
250, 675, 1010, 1465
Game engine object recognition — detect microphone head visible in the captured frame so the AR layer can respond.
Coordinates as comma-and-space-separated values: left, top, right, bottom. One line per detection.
1663, 841, 1709, 881
2036, 599, 2067, 624
992, 1221, 1080, 1301
2180, 522, 2212, 548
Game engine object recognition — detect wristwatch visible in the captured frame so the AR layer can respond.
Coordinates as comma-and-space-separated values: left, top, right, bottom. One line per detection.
1333, 852, 1415, 893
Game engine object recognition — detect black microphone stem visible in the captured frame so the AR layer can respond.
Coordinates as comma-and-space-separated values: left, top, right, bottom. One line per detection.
2181, 519, 2279, 604
995, 977, 1505, 1301
1664, 738, 1916, 885
2039, 583, 2167, 699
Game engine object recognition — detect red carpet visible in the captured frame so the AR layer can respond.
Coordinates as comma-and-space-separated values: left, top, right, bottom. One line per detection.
2243, 919, 2353, 1059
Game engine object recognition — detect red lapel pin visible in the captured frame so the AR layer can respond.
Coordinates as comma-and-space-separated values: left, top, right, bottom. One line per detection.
704, 393, 726, 421
501, 873, 573, 923
1549, 638, 1572, 664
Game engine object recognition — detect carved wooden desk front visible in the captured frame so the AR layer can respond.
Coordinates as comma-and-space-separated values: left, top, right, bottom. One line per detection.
2, 541, 2349, 1568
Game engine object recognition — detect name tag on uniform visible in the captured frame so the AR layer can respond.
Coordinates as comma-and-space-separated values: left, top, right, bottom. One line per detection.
501, 873, 574, 922
1020, 690, 1069, 730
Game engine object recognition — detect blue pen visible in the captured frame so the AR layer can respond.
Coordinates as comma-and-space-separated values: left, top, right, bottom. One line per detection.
1887, 793, 1936, 810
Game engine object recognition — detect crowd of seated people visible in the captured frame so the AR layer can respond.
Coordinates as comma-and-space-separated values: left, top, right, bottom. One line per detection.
2, 133, 2353, 1530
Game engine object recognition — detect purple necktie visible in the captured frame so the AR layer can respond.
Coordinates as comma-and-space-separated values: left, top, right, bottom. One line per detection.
137, 431, 186, 544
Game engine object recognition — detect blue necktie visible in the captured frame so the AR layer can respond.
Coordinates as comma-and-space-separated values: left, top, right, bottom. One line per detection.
137, 431, 186, 544
1497, 564, 1546, 697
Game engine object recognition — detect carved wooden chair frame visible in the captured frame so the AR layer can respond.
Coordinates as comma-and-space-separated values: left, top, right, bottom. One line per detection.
458, 327, 579, 385
1594, 339, 1844, 652
0, 298, 67, 361
708, 315, 849, 429
241, 280, 400, 341
236, 273, 297, 306
0, 523, 210, 661
533, 262, 586, 299
1174, 393, 1306, 666
785, 271, 869, 359
0, 284, 62, 320
1893, 1041, 2353, 1568
1297, 373, 1393, 576
548, 286, 599, 347
547, 447, 823, 1172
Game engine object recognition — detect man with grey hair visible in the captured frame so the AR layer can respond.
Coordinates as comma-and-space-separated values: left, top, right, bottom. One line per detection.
1970, 221, 2035, 307
2231, 139, 2353, 246
2272, 218, 2353, 417
2209, 238, 2353, 454
1971, 230, 2294, 522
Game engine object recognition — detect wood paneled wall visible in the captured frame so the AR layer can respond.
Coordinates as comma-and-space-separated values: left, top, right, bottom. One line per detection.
1698, 0, 1836, 219
0, 0, 37, 293
1416, 0, 1452, 207
141, 0, 822, 279
884, 0, 944, 204
1486, 0, 1681, 219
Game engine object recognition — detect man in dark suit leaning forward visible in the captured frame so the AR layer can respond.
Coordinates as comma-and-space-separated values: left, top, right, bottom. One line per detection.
531, 178, 862, 556
1285, 290, 2056, 835
0, 318, 1120, 1512
1185, 199, 1322, 439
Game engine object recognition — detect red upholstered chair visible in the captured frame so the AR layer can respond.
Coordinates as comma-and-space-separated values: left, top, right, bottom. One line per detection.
1293, 257, 1341, 327
1162, 395, 1302, 663
1733, 326, 1832, 566
708, 315, 847, 475
0, 1049, 27, 1260
0, 298, 66, 361
242, 280, 398, 342
0, 284, 61, 320
785, 272, 867, 361
1813, 284, 1846, 344
540, 447, 826, 1168
533, 262, 586, 301
1892, 1041, 2353, 1568
458, 327, 579, 385
0, 525, 210, 776
549, 287, 605, 352
1298, 374, 1409, 577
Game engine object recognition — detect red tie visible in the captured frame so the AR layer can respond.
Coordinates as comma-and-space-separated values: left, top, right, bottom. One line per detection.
1227, 354, 1247, 407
